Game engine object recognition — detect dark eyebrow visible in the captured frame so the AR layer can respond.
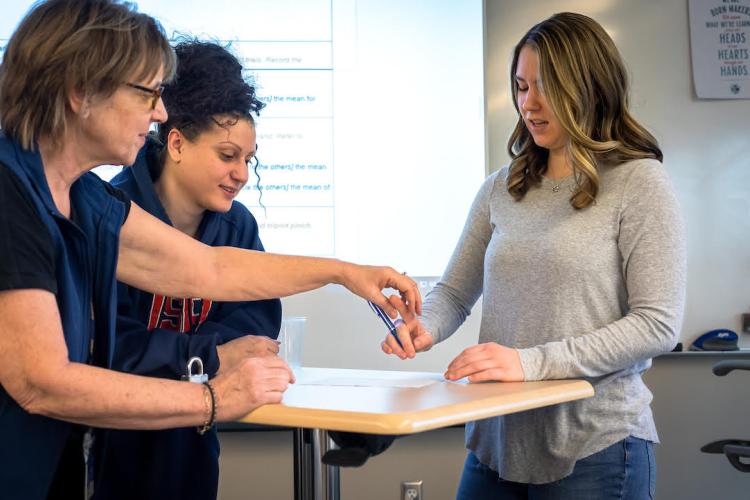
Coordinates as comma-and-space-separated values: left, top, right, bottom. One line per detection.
217, 141, 256, 156
515, 76, 527, 82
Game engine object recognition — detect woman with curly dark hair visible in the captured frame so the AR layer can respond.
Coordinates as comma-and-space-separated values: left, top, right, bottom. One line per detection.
95, 40, 281, 500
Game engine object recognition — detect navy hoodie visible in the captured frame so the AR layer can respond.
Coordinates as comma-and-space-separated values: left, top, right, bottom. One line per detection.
94, 138, 281, 500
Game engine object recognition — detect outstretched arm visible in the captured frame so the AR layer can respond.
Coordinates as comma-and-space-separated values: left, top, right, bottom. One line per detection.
117, 203, 421, 317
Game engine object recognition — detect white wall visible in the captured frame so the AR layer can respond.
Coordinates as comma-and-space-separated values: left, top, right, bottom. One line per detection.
484, 0, 750, 348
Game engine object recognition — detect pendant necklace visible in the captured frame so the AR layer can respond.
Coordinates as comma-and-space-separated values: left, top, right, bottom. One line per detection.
545, 175, 576, 194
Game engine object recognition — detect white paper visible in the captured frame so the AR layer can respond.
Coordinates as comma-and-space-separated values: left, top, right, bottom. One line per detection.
297, 377, 439, 388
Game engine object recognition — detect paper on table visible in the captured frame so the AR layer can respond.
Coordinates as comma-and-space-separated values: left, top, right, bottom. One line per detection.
298, 377, 439, 388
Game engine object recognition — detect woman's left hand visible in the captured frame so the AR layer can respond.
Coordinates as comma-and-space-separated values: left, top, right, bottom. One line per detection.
444, 342, 525, 383
217, 335, 280, 375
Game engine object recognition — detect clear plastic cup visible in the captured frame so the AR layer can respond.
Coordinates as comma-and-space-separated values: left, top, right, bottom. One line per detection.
279, 316, 306, 370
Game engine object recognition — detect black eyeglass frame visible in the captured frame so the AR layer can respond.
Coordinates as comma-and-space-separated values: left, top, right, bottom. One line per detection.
123, 82, 164, 110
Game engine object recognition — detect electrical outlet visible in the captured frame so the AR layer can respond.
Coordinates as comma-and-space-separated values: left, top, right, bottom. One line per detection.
401, 481, 422, 500
743, 313, 750, 334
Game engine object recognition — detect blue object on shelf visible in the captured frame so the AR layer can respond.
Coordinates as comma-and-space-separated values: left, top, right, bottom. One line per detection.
689, 329, 739, 351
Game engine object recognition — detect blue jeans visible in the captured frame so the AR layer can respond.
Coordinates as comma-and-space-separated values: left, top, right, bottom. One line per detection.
456, 436, 656, 500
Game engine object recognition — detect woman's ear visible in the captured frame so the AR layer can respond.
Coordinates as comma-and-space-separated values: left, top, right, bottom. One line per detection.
166, 128, 184, 164
68, 88, 90, 118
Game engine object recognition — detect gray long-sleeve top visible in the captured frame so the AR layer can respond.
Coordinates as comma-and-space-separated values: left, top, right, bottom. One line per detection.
420, 159, 686, 484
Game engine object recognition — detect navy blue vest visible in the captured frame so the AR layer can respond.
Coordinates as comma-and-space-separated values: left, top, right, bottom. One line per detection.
0, 134, 125, 500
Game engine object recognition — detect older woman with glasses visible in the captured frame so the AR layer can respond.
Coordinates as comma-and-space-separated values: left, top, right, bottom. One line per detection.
0, 1, 420, 499
123, 82, 164, 110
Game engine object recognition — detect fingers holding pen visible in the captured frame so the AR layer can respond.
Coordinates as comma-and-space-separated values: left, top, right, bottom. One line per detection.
341, 263, 422, 318
375, 313, 413, 359
388, 294, 416, 323
382, 295, 415, 358
381, 322, 433, 359
380, 295, 435, 359
377, 268, 422, 318
393, 271, 422, 316
389, 294, 434, 352
395, 318, 417, 358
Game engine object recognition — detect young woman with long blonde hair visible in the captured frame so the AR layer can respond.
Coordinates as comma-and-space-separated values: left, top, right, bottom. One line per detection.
384, 12, 685, 499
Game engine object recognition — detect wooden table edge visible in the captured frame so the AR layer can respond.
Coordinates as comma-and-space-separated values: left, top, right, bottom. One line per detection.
239, 379, 594, 435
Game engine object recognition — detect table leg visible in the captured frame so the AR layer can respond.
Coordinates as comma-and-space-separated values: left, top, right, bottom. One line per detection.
293, 428, 310, 500
294, 428, 340, 500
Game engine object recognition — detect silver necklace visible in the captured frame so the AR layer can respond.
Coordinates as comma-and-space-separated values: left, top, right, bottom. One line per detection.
546, 176, 571, 193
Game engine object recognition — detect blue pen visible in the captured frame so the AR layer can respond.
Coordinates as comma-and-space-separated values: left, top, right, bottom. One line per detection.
367, 301, 404, 349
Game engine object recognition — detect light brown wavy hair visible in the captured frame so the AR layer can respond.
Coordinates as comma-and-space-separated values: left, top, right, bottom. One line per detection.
0, 0, 176, 150
506, 12, 662, 209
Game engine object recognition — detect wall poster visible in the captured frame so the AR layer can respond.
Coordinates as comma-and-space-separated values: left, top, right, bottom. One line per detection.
689, 0, 750, 98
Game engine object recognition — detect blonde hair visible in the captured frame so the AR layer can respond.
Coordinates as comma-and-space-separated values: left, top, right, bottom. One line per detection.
506, 12, 662, 209
0, 0, 176, 150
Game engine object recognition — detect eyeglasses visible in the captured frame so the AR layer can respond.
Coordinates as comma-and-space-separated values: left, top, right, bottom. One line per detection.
123, 82, 164, 110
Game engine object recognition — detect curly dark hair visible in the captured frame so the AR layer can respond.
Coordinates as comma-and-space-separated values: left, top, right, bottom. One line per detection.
158, 38, 265, 145
154, 38, 266, 203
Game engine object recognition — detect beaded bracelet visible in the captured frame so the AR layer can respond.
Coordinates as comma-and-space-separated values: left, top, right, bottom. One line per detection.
197, 381, 217, 435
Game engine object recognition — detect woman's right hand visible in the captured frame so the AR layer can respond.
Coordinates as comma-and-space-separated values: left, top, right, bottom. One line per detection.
380, 295, 434, 359
339, 263, 422, 319
211, 356, 295, 422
